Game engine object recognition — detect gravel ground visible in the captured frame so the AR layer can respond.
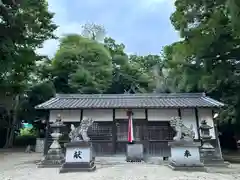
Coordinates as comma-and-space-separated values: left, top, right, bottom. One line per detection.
1, 152, 240, 180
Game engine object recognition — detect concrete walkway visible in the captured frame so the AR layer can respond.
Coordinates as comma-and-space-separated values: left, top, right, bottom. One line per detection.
0, 152, 240, 180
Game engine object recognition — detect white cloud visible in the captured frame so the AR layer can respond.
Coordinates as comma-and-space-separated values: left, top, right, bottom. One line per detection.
37, 0, 176, 57
36, 0, 82, 58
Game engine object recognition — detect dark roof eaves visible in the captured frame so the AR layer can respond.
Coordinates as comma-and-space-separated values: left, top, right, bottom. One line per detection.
55, 93, 206, 99
35, 97, 59, 109
201, 97, 225, 107
35, 105, 222, 110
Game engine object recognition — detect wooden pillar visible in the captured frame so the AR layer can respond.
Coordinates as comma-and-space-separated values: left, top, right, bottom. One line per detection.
80, 109, 83, 121
43, 110, 50, 155
143, 109, 148, 153
178, 108, 182, 118
212, 109, 223, 158
144, 109, 148, 139
145, 109, 148, 120
112, 109, 117, 154
194, 108, 201, 140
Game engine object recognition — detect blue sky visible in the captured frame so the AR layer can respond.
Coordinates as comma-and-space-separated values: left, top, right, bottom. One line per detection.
37, 0, 179, 57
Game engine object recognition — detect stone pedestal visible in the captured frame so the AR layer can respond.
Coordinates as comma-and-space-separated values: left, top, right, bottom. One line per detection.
200, 145, 229, 167
126, 143, 144, 162
168, 140, 205, 171
59, 141, 96, 173
38, 147, 65, 167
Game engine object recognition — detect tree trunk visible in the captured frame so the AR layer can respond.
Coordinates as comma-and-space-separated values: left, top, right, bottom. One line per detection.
3, 109, 11, 148
4, 127, 10, 148
7, 115, 17, 148
4, 94, 19, 148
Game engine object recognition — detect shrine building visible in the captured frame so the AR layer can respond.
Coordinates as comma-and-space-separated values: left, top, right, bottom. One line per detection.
35, 93, 224, 157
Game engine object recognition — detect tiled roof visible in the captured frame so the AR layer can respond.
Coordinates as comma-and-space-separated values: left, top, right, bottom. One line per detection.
35, 93, 224, 109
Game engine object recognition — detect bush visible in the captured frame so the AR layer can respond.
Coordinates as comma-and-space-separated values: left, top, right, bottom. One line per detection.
14, 127, 38, 147
14, 135, 36, 147
20, 127, 38, 137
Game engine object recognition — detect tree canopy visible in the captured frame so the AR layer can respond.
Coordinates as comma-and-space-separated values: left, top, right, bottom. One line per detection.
164, 0, 240, 125
52, 34, 113, 93
0, 0, 57, 147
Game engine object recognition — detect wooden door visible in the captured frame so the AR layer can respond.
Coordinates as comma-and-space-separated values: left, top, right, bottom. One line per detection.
115, 119, 147, 154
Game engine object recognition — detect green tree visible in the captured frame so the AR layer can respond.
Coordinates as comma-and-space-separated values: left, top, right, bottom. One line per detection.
18, 81, 55, 121
0, 0, 57, 147
165, 0, 240, 126
51, 34, 113, 93
104, 37, 155, 93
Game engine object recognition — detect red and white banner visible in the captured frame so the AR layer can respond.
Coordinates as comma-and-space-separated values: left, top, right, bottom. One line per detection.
127, 111, 134, 143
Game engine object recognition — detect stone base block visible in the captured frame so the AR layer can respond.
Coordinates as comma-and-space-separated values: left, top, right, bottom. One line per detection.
38, 149, 65, 168
126, 143, 144, 162
59, 161, 96, 173
168, 164, 206, 172
203, 159, 230, 167
168, 161, 206, 172
38, 159, 64, 168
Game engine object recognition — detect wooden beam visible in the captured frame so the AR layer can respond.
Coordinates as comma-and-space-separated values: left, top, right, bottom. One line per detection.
194, 108, 201, 140
43, 110, 50, 155
112, 109, 117, 154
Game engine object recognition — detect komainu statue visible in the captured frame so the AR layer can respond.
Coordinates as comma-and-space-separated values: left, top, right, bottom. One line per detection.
170, 117, 195, 141
69, 117, 94, 142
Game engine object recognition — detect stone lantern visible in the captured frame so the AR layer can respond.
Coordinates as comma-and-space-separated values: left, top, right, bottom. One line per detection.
199, 120, 214, 151
38, 114, 66, 168
199, 120, 228, 167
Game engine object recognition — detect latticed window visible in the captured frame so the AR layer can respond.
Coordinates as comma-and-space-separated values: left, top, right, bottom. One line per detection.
116, 120, 143, 141
147, 122, 174, 141
117, 123, 127, 141
89, 122, 112, 141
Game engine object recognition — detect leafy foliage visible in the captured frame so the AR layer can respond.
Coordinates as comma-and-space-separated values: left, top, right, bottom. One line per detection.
104, 37, 158, 93
164, 0, 240, 125
0, 0, 57, 95
51, 34, 113, 93
0, 0, 57, 147
18, 81, 55, 121
19, 127, 38, 137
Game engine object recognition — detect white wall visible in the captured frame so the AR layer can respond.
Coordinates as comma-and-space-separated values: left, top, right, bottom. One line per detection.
181, 108, 198, 139
198, 108, 215, 139
50, 110, 81, 122
115, 109, 145, 119
148, 109, 178, 121
83, 109, 113, 121
50, 109, 113, 122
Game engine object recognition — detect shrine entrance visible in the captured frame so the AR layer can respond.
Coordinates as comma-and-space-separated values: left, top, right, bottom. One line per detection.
115, 119, 147, 154
114, 120, 174, 157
